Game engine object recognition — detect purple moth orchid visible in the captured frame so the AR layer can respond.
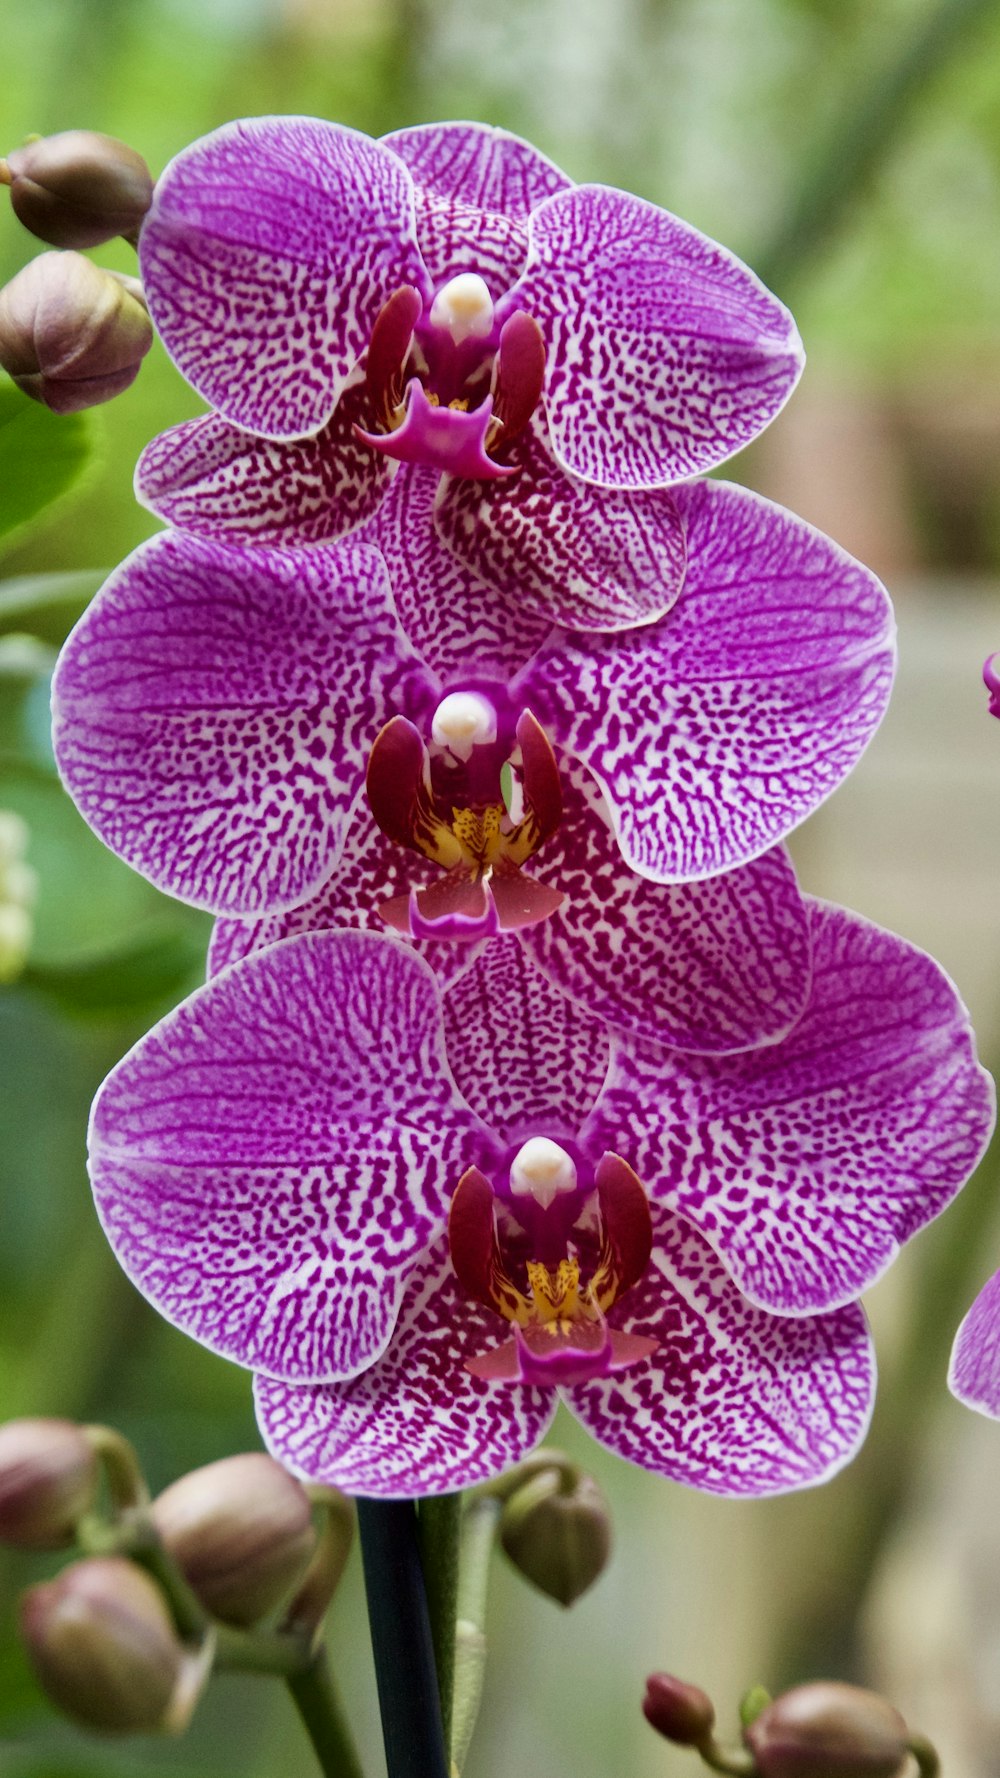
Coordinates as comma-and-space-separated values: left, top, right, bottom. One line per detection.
88, 907, 992, 1499
52, 478, 893, 1050
984, 652, 1000, 718
133, 117, 802, 633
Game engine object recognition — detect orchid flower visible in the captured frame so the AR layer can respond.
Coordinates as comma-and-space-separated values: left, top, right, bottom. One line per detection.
133, 118, 802, 632
88, 908, 992, 1498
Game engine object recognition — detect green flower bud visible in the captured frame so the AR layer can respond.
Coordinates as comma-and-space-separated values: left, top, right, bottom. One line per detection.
0, 251, 152, 413
642, 1672, 716, 1746
499, 1466, 611, 1607
20, 1557, 189, 1732
0, 1418, 99, 1548
3, 131, 152, 248
151, 1453, 317, 1627
744, 1683, 910, 1778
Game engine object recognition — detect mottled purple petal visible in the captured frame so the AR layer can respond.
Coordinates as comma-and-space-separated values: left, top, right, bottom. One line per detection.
135, 379, 391, 545
441, 934, 611, 1147
436, 416, 686, 631
519, 479, 895, 880
140, 117, 427, 440
585, 902, 995, 1315
521, 762, 811, 1053
52, 531, 434, 917
509, 184, 802, 488
208, 808, 478, 991
566, 1205, 874, 1496
363, 464, 550, 681
90, 932, 491, 1382
255, 1234, 555, 1496
950, 1274, 1000, 1417
383, 122, 571, 296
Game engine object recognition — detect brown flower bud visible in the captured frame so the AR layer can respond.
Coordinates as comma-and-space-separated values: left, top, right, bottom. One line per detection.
151, 1453, 317, 1627
744, 1683, 910, 1778
20, 1557, 187, 1732
643, 1672, 716, 1746
0, 251, 152, 412
0, 1418, 98, 1548
499, 1466, 611, 1607
3, 131, 152, 248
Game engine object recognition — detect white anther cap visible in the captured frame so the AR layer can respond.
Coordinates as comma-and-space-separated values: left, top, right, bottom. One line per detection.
429, 273, 494, 344
431, 691, 497, 761
510, 1138, 578, 1210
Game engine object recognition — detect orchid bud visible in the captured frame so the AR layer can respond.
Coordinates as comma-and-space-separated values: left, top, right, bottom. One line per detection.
0, 251, 152, 413
0, 1418, 98, 1548
2, 131, 152, 247
20, 1557, 188, 1732
0, 811, 37, 984
499, 1466, 611, 1607
151, 1453, 317, 1627
744, 1683, 910, 1778
643, 1673, 716, 1747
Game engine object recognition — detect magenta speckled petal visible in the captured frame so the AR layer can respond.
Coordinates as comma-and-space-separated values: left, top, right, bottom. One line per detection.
440, 934, 611, 1147
140, 117, 427, 440
436, 416, 686, 632
510, 184, 803, 489
518, 479, 895, 881
255, 1234, 556, 1496
208, 805, 478, 991
584, 902, 995, 1315
364, 463, 550, 682
565, 1205, 875, 1496
383, 121, 571, 294
89, 932, 491, 1382
521, 762, 811, 1053
52, 531, 434, 917
135, 385, 392, 545
950, 1274, 1000, 1417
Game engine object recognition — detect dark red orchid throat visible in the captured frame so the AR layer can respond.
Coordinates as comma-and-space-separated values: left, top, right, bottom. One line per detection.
366, 688, 566, 942
355, 278, 546, 481
448, 1141, 658, 1388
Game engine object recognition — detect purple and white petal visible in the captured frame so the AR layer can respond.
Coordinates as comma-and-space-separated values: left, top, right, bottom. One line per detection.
435, 417, 686, 632
135, 380, 392, 546
585, 902, 996, 1315
518, 480, 895, 881
208, 804, 478, 991
441, 934, 611, 1147
950, 1275, 1000, 1418
140, 117, 427, 440
52, 531, 434, 917
364, 464, 550, 682
508, 184, 803, 489
565, 1205, 874, 1496
256, 1233, 555, 1497
90, 932, 491, 1382
520, 761, 811, 1053
384, 122, 571, 296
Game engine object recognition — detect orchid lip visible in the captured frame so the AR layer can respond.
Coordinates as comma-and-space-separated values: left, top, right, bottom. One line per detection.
355, 381, 517, 481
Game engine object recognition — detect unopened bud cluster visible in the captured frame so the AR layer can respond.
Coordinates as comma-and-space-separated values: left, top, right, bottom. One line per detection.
2, 131, 152, 248
0, 813, 37, 983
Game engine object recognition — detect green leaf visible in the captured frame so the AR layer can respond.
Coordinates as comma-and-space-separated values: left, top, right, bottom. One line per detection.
0, 567, 106, 642
0, 377, 98, 549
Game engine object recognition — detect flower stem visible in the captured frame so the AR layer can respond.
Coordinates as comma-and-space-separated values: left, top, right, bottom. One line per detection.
357, 1499, 450, 1778
286, 1647, 367, 1778
451, 1495, 501, 1775
417, 1492, 462, 1747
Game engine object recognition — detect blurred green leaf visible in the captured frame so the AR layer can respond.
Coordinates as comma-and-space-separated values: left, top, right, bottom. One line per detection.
22, 926, 207, 1016
0, 569, 106, 644
0, 381, 98, 551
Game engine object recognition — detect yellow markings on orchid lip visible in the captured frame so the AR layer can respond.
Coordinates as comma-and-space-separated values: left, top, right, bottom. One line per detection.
526, 1258, 583, 1323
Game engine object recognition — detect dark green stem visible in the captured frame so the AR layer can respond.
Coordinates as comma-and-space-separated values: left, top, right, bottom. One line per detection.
286, 1649, 367, 1778
357, 1499, 449, 1778
417, 1492, 462, 1747
756, 0, 998, 289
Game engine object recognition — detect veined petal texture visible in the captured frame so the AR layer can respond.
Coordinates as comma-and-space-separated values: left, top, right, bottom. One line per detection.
519, 479, 896, 881
52, 530, 434, 916
89, 932, 490, 1382
584, 902, 995, 1315
511, 183, 803, 488
950, 1274, 1000, 1419
140, 117, 427, 439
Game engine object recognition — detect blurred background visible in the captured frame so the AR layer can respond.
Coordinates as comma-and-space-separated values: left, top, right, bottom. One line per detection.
3, 0, 1000, 1772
